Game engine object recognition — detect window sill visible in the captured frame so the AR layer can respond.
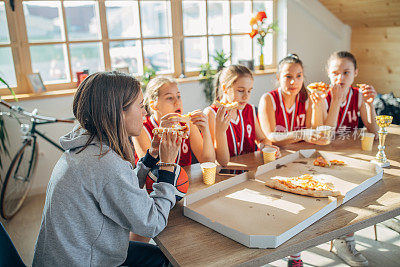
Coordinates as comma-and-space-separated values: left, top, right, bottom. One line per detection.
177, 68, 277, 83
1, 68, 277, 102
1, 88, 78, 102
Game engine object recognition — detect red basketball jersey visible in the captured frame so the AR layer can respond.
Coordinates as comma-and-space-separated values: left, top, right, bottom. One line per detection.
326, 86, 361, 131
207, 103, 257, 157
134, 115, 192, 166
267, 89, 308, 132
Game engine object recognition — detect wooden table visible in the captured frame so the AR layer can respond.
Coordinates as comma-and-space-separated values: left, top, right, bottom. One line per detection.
154, 125, 400, 267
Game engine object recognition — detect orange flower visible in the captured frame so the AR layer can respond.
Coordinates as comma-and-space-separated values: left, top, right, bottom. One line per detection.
256, 11, 267, 21
249, 29, 258, 38
250, 16, 258, 26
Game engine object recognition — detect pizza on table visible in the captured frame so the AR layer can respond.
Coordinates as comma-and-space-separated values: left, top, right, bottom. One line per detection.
265, 174, 341, 197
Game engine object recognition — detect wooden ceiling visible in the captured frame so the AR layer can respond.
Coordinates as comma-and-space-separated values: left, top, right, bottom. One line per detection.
319, 0, 400, 27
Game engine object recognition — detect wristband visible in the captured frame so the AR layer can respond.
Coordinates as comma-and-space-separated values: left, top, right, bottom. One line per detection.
157, 162, 178, 168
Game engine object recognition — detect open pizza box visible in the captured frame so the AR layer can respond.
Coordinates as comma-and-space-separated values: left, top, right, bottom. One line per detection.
183, 149, 383, 248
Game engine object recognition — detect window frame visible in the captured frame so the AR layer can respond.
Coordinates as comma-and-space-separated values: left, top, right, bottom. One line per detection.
1, 0, 277, 96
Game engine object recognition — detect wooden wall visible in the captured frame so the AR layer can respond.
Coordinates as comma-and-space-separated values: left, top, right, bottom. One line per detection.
351, 26, 400, 96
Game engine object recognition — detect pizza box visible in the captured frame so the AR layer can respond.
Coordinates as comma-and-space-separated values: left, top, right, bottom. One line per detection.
183, 149, 383, 248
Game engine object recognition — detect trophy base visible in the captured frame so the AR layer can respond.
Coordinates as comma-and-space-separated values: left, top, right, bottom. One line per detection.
371, 159, 390, 168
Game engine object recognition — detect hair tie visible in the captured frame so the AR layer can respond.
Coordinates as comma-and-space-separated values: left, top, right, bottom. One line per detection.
288, 53, 299, 60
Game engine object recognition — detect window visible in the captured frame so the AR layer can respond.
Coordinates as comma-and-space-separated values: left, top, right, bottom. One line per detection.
182, 0, 275, 74
0, 0, 275, 95
0, 1, 17, 94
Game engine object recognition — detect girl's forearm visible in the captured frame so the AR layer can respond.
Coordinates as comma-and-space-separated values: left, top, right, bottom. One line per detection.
364, 103, 379, 134
215, 131, 230, 166
311, 104, 326, 128
267, 131, 302, 146
200, 128, 216, 163
324, 100, 341, 127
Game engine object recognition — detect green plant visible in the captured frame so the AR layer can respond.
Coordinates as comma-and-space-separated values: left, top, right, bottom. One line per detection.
0, 77, 18, 170
212, 50, 230, 72
199, 63, 216, 104
141, 65, 156, 91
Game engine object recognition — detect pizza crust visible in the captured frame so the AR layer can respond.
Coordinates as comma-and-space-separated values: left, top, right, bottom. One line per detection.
264, 178, 341, 198
215, 101, 239, 110
307, 82, 329, 95
152, 124, 189, 139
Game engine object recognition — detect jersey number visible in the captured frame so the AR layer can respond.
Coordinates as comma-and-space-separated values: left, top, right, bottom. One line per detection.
296, 114, 306, 127
347, 110, 357, 123
182, 140, 189, 154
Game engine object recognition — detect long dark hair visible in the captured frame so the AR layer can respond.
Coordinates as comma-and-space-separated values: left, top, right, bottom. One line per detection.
278, 54, 308, 103
73, 71, 141, 164
327, 51, 357, 71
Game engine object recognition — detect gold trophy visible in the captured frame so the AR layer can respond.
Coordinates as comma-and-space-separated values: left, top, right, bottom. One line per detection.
372, 115, 393, 167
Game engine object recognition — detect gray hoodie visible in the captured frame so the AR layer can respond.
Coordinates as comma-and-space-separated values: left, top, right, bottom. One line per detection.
33, 127, 176, 266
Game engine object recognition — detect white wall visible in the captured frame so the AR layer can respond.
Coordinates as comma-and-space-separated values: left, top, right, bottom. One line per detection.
1, 0, 351, 196
284, 0, 351, 83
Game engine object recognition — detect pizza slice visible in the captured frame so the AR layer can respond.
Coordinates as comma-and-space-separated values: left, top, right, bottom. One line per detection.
215, 100, 239, 110
356, 84, 366, 88
152, 124, 189, 139
170, 111, 202, 124
265, 174, 341, 197
330, 159, 345, 166
313, 156, 331, 167
307, 82, 329, 95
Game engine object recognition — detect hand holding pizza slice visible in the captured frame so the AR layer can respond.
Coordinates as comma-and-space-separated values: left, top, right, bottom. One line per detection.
152, 124, 190, 139
215, 100, 239, 111
169, 110, 203, 124
307, 82, 329, 96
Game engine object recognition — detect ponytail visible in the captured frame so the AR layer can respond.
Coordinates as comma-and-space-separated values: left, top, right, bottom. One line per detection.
213, 70, 223, 102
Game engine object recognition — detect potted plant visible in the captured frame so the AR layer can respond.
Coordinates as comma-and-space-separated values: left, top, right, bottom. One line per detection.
199, 63, 216, 105
141, 65, 156, 91
212, 50, 230, 72
249, 11, 278, 70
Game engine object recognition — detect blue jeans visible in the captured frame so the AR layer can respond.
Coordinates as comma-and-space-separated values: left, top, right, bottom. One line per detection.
120, 241, 170, 267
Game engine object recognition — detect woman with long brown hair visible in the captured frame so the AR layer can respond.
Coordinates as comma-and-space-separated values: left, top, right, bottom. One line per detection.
33, 71, 181, 266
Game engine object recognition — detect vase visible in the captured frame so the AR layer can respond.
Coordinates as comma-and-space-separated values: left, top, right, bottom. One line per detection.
259, 53, 264, 70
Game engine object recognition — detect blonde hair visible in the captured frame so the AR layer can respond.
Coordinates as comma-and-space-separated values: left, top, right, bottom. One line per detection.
143, 76, 177, 114
214, 65, 253, 102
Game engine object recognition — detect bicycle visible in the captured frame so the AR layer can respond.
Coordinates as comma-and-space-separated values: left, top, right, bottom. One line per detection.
0, 99, 75, 219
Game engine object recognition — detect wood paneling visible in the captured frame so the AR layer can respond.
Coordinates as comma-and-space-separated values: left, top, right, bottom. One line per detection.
319, 0, 400, 27
352, 26, 400, 96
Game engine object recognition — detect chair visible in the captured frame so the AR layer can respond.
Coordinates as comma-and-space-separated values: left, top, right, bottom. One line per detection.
0, 222, 25, 267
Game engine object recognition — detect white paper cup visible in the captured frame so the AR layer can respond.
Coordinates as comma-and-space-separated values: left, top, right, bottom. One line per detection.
361, 132, 375, 151
262, 147, 277, 163
200, 162, 217, 185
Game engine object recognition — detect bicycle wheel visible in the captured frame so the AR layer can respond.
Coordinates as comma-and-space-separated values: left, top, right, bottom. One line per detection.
0, 139, 38, 219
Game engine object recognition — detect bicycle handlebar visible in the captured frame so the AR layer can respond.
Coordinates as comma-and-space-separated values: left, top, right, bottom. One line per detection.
0, 99, 75, 123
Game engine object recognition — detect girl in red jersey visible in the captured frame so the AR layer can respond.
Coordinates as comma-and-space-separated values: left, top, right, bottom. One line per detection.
133, 76, 215, 166
131, 76, 215, 243
258, 54, 327, 147
324, 51, 378, 267
204, 65, 279, 167
323, 51, 378, 135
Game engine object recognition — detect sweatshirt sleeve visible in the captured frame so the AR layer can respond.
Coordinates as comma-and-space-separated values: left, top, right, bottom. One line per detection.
99, 163, 176, 238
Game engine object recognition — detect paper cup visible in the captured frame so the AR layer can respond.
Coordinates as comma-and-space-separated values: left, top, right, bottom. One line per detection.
262, 147, 277, 163
200, 162, 217, 185
361, 132, 375, 151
